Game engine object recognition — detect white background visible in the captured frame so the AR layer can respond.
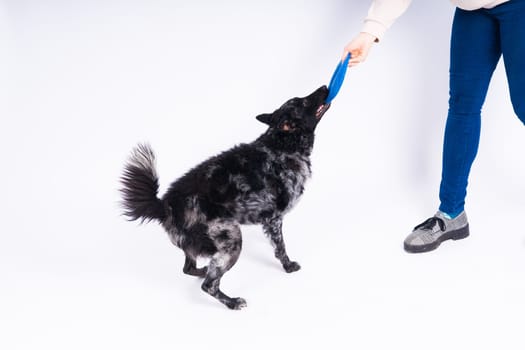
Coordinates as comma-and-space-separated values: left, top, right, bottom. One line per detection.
1, 1, 524, 349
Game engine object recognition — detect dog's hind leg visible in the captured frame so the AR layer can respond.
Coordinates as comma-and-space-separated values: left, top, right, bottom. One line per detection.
262, 217, 301, 273
201, 221, 246, 310
182, 253, 207, 277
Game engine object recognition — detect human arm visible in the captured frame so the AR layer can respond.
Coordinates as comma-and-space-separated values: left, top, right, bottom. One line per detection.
343, 0, 412, 66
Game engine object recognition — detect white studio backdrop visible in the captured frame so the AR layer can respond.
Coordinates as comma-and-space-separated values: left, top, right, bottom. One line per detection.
1, 1, 524, 349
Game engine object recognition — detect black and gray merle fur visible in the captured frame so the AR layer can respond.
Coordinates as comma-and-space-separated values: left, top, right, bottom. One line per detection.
120, 86, 330, 310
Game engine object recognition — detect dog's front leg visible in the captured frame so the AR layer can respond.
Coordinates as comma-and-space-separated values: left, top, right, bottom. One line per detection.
263, 218, 301, 273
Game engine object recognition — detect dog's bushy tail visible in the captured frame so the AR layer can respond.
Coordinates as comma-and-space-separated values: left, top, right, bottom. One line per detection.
120, 143, 166, 223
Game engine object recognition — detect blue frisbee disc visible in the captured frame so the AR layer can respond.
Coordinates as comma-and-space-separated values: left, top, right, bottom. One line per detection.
325, 53, 351, 104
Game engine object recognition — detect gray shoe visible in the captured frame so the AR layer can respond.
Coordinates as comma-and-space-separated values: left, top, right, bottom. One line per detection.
404, 211, 470, 253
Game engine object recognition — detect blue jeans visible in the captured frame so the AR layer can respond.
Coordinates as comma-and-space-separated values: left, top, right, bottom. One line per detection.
439, 0, 525, 217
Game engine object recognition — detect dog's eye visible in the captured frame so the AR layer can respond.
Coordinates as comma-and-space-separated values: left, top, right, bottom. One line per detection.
281, 122, 296, 132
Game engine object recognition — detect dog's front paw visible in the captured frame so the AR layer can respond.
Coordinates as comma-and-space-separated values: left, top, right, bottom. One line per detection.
225, 297, 247, 310
284, 261, 301, 273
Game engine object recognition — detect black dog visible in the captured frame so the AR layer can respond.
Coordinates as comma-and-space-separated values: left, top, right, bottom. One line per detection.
120, 86, 330, 309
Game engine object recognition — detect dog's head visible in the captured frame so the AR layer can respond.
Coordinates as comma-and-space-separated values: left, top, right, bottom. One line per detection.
256, 85, 330, 134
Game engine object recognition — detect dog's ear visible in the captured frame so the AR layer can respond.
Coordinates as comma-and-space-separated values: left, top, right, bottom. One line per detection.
256, 113, 273, 125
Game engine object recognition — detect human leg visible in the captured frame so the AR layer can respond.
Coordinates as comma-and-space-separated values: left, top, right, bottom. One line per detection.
438, 7, 502, 217
495, 0, 525, 125
405, 8, 501, 253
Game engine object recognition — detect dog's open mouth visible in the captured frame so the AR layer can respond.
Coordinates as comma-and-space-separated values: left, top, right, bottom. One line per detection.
315, 103, 331, 119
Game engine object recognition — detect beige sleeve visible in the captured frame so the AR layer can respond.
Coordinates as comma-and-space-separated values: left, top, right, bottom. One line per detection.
362, 0, 412, 41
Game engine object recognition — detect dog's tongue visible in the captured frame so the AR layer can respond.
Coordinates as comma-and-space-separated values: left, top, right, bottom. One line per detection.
315, 103, 330, 118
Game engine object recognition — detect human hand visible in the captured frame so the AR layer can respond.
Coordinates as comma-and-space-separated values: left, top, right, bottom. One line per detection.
342, 32, 377, 67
